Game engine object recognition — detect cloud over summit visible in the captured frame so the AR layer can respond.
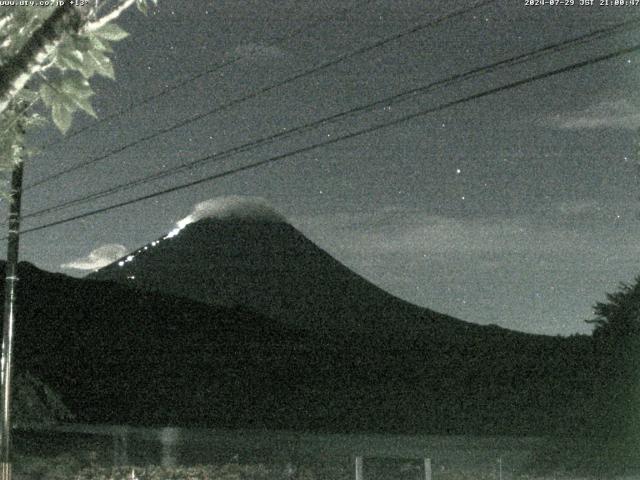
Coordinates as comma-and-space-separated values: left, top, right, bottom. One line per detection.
62, 244, 128, 271
177, 196, 287, 228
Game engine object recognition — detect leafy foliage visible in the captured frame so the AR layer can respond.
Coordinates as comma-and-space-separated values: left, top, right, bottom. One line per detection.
590, 278, 640, 342
34, 17, 129, 133
0, 2, 157, 185
136, 0, 159, 16
579, 277, 640, 470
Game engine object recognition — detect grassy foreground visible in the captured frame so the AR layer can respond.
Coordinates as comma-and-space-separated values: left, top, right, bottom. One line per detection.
11, 433, 640, 480
14, 456, 319, 480
12, 453, 640, 480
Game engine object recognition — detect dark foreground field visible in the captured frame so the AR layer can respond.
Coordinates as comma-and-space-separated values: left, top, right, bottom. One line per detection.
11, 426, 635, 480
12, 455, 638, 480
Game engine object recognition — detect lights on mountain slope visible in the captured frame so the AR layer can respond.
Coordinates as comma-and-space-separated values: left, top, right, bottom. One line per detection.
118, 254, 136, 267
112, 197, 286, 271
164, 224, 185, 239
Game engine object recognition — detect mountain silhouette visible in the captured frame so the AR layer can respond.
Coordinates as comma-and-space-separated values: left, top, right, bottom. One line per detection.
0, 261, 593, 434
90, 200, 487, 342
77, 199, 596, 434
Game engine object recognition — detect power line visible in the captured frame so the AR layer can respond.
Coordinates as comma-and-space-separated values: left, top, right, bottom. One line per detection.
18, 42, 640, 237
26, 0, 496, 190
22, 16, 640, 221
38, 0, 376, 150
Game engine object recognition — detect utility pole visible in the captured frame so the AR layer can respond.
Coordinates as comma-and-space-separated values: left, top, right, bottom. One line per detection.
0, 157, 24, 480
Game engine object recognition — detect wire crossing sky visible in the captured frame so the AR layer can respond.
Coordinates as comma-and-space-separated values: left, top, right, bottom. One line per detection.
22, 18, 640, 221
15, 40, 640, 236
16, 0, 640, 336
27, 0, 493, 190
30, 0, 379, 174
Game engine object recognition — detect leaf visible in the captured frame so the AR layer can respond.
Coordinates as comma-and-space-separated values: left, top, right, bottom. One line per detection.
57, 34, 116, 78
58, 72, 93, 99
39, 83, 57, 108
58, 73, 97, 116
89, 35, 113, 53
69, 34, 92, 53
92, 23, 129, 42
136, 0, 148, 15
86, 49, 115, 80
56, 46, 87, 74
73, 95, 97, 118
16, 88, 38, 104
40, 73, 97, 130
51, 104, 72, 134
24, 112, 46, 130
40, 79, 78, 110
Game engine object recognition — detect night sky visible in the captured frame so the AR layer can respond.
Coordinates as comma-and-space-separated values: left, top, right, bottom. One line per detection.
10, 0, 640, 336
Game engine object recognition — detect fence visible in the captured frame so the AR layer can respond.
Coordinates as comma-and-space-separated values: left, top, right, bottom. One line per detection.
15, 423, 541, 479
354, 455, 431, 480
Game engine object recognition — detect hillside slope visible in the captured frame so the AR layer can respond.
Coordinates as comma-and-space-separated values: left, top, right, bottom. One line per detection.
0, 262, 592, 434
91, 216, 496, 343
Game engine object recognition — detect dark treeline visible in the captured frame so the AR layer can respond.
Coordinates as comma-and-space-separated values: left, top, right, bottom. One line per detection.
574, 277, 640, 472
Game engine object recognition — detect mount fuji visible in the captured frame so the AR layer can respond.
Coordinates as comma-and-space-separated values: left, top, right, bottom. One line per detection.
90, 197, 485, 341
80, 197, 592, 433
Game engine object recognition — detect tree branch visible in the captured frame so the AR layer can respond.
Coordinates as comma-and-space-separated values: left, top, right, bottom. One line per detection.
84, 0, 136, 33
0, 3, 83, 116
0, 13, 13, 32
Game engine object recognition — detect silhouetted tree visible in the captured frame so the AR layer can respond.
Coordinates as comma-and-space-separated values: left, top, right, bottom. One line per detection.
585, 277, 640, 468
589, 278, 640, 344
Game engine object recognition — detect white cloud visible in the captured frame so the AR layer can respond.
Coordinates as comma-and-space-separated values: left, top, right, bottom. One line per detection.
61, 244, 128, 271
291, 208, 640, 335
554, 200, 601, 216
553, 99, 640, 130
177, 195, 286, 228
293, 209, 620, 261
345, 216, 551, 256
